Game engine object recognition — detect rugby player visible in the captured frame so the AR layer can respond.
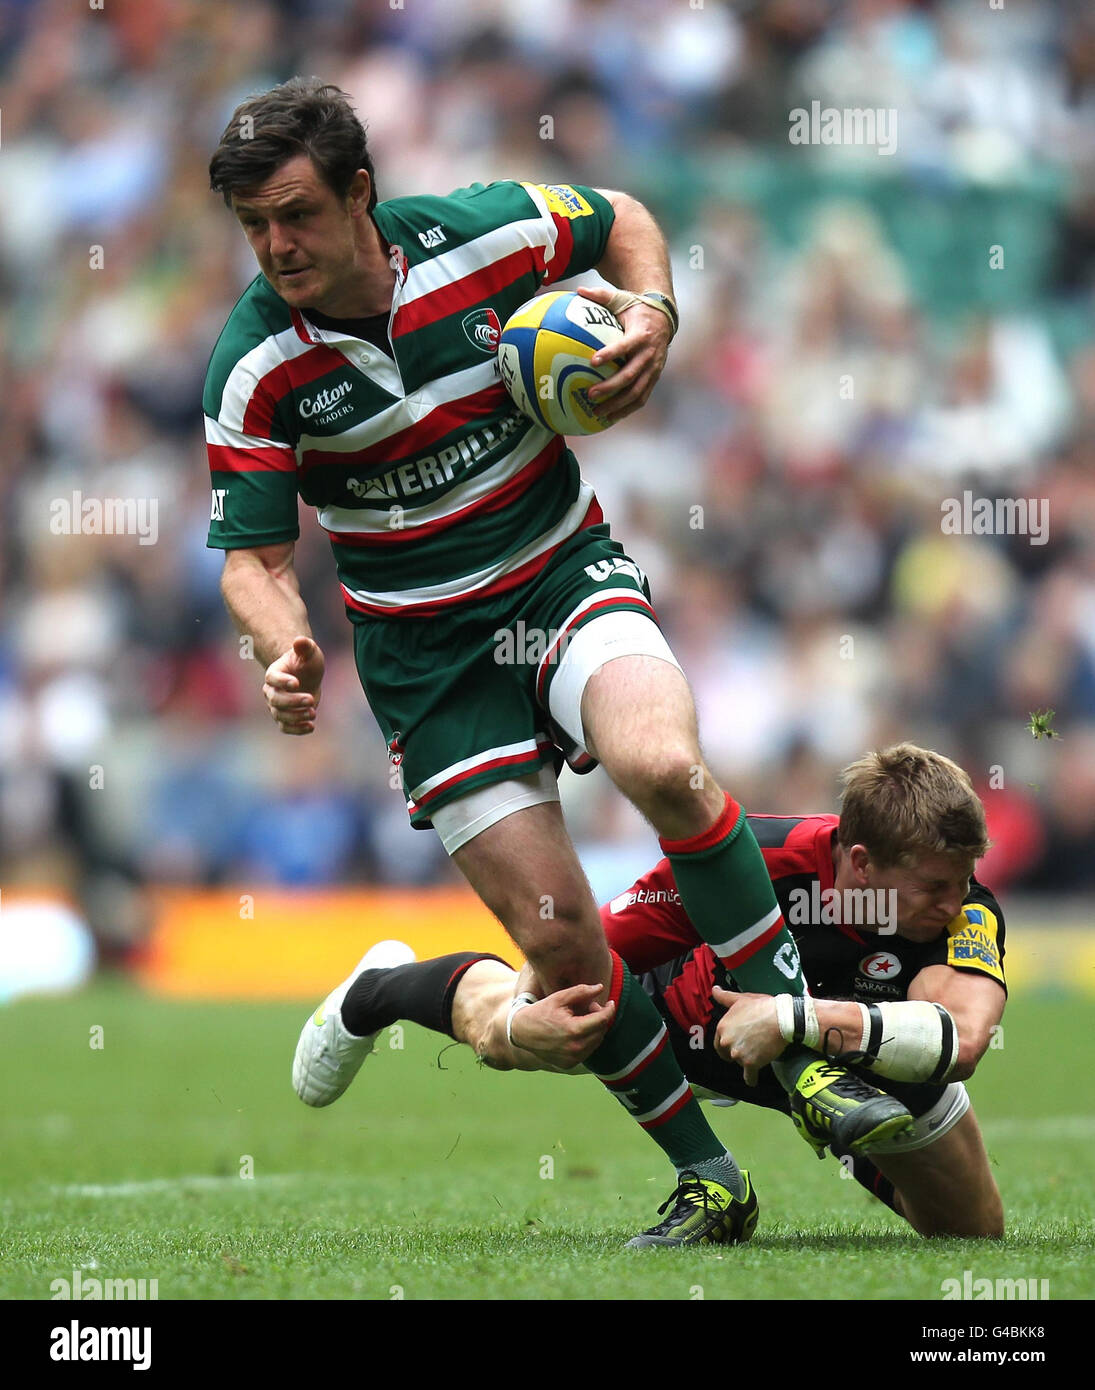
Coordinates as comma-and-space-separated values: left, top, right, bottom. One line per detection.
205, 77, 908, 1246
316, 746, 1006, 1242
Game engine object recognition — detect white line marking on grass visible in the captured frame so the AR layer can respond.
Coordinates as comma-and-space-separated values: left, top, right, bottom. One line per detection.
54, 1175, 308, 1198
982, 1116, 1095, 1140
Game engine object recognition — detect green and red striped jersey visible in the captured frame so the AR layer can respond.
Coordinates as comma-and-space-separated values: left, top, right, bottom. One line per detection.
204, 180, 615, 618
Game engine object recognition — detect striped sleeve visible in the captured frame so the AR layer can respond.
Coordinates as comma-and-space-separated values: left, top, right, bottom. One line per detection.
445, 180, 615, 287
204, 358, 300, 551
518, 183, 615, 284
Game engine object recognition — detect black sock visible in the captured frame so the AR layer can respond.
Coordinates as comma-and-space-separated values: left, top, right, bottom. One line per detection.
340, 952, 512, 1039
840, 1149, 900, 1215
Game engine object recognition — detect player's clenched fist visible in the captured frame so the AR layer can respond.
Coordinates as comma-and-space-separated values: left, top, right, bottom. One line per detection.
263, 635, 325, 735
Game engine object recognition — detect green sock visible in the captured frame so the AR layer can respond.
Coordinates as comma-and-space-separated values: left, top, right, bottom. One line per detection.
660, 791, 809, 996
771, 1045, 823, 1090
661, 791, 818, 1098
586, 952, 744, 1196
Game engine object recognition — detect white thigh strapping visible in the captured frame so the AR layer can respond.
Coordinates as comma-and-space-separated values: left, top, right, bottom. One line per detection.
546, 610, 682, 754
864, 1081, 970, 1154
430, 761, 560, 856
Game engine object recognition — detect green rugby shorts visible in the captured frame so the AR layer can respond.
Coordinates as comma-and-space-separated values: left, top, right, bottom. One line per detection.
351, 524, 664, 833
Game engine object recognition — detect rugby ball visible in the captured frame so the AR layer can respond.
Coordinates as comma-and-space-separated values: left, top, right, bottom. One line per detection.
497, 290, 624, 435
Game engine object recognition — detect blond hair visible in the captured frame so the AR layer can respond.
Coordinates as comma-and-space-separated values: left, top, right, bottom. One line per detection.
838, 744, 990, 868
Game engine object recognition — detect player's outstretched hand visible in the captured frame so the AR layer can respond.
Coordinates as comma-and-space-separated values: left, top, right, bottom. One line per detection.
510, 983, 616, 1071
577, 285, 671, 426
711, 987, 785, 1086
263, 636, 325, 735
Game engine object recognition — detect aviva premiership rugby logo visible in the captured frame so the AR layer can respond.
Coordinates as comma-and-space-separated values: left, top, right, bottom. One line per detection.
462, 308, 501, 354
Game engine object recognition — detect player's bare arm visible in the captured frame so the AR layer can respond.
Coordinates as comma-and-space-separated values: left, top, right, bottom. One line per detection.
712, 988, 861, 1085
449, 958, 612, 1072
578, 188, 675, 425
905, 965, 1005, 1081
220, 543, 325, 735
712, 965, 1006, 1086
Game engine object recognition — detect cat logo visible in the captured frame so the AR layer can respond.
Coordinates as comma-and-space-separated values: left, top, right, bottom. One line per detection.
418, 224, 446, 249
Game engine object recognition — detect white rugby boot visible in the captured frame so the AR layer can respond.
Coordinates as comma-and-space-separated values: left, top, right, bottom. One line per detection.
292, 939, 416, 1107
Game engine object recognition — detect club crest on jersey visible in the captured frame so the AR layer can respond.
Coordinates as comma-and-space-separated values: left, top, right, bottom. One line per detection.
387, 733, 405, 766
859, 951, 902, 980
462, 308, 501, 354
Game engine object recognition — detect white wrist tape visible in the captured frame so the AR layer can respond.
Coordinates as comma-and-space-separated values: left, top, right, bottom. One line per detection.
597, 288, 678, 338
505, 992, 538, 1048
855, 1000, 959, 1084
774, 993, 820, 1050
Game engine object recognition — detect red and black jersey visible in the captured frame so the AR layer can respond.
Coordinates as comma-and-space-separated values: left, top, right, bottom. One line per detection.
600, 813, 1007, 1042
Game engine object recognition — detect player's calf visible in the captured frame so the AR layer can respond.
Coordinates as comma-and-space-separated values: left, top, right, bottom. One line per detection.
869, 1104, 1004, 1239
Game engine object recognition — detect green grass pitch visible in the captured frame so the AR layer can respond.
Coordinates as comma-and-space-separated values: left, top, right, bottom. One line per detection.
2, 978, 1092, 1301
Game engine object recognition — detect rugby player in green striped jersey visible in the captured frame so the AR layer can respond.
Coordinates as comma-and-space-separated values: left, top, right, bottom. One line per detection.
206, 77, 910, 1246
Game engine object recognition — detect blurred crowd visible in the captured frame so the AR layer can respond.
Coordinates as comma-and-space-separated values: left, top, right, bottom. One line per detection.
1, 0, 1094, 952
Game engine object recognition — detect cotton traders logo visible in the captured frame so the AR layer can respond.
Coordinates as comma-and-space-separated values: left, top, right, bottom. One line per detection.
860, 951, 901, 980
299, 382, 352, 418
462, 308, 500, 354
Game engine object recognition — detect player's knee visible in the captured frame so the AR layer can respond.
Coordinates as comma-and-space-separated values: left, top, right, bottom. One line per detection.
522, 919, 606, 992
609, 745, 702, 815
977, 1187, 1005, 1239
925, 1215, 1004, 1240
918, 1195, 1004, 1240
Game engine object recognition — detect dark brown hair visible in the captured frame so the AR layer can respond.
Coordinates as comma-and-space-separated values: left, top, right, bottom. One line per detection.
209, 77, 377, 212
838, 743, 990, 868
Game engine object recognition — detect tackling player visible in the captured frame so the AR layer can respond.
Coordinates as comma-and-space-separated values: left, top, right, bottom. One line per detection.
206, 77, 908, 1246
302, 746, 1006, 1243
